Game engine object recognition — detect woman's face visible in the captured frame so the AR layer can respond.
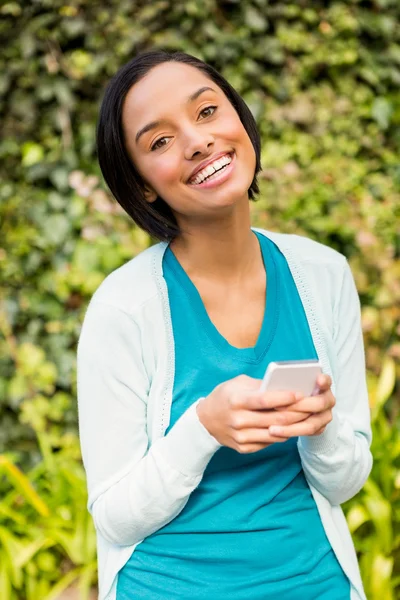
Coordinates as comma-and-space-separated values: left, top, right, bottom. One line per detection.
122, 62, 256, 226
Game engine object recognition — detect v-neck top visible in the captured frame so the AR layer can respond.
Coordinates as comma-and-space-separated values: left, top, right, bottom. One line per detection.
116, 231, 350, 600
163, 230, 279, 362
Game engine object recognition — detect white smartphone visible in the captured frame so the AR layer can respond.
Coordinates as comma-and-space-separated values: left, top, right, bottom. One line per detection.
259, 359, 322, 396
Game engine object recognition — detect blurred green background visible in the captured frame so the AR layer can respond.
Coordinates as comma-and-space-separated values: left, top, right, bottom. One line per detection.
0, 0, 399, 598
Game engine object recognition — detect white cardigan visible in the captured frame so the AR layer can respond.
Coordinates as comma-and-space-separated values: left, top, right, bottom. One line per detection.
77, 228, 373, 600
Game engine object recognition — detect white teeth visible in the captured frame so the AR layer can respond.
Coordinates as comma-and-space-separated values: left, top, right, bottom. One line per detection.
190, 153, 232, 185
204, 165, 215, 177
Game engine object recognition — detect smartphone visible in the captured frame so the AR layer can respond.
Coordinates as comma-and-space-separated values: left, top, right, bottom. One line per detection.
259, 359, 322, 396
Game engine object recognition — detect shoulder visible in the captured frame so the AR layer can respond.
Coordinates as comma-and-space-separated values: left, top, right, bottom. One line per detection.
88, 241, 167, 314
254, 229, 352, 312
254, 228, 347, 268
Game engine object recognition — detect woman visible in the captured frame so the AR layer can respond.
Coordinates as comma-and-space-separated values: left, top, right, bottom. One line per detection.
77, 50, 372, 600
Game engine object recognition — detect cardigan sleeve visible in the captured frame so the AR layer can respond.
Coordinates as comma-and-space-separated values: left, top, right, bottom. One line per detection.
297, 259, 373, 505
77, 300, 221, 547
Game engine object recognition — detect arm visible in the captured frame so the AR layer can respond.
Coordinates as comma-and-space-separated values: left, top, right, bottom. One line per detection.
297, 259, 373, 505
77, 300, 221, 547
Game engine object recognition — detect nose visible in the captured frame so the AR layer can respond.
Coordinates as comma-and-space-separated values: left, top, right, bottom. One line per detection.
183, 128, 215, 160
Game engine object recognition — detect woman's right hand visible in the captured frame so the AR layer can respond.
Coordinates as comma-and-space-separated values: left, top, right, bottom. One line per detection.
196, 374, 310, 454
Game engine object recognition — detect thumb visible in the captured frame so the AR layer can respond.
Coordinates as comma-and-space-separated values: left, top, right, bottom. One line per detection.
234, 374, 262, 390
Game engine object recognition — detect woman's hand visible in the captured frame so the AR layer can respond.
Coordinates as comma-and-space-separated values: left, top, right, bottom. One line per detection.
196, 374, 312, 454
268, 374, 335, 439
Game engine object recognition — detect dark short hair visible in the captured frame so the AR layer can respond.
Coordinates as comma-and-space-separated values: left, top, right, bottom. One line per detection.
97, 50, 262, 242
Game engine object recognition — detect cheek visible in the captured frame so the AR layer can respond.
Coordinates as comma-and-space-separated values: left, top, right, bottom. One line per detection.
218, 113, 244, 140
143, 154, 181, 189
220, 115, 255, 158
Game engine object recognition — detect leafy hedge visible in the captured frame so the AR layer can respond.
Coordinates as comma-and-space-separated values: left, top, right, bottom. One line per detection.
0, 0, 399, 598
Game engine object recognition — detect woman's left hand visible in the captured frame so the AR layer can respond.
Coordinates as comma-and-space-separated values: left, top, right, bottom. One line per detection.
268, 374, 336, 438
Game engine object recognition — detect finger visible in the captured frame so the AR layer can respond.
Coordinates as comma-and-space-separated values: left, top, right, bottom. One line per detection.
230, 409, 310, 430
237, 441, 288, 454
233, 374, 265, 391
316, 374, 332, 392
283, 392, 335, 414
232, 428, 290, 448
268, 410, 333, 438
243, 390, 297, 411
313, 425, 327, 435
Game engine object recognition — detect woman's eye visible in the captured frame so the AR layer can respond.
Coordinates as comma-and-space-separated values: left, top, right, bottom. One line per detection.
151, 137, 168, 151
199, 105, 217, 119
150, 106, 217, 151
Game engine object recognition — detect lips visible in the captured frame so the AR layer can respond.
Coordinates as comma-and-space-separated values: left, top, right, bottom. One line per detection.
187, 151, 233, 184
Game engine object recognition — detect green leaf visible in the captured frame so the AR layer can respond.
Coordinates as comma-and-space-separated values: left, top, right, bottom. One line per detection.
363, 480, 393, 553
371, 98, 393, 130
21, 142, 44, 167
346, 504, 370, 533
244, 6, 268, 33
0, 557, 12, 600
0, 455, 50, 517
0, 526, 24, 587
15, 538, 53, 569
370, 553, 394, 599
375, 357, 396, 410
41, 214, 71, 245
41, 567, 80, 600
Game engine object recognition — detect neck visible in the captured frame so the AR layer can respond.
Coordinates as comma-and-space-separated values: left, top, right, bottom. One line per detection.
169, 201, 262, 285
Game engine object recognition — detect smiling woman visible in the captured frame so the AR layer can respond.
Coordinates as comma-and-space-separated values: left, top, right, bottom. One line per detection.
78, 50, 372, 600
120, 61, 258, 226
96, 51, 261, 241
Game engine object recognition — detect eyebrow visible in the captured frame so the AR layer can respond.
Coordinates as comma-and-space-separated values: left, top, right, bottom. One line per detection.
134, 86, 216, 145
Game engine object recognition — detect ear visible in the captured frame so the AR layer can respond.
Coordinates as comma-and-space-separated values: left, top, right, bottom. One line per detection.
143, 185, 158, 204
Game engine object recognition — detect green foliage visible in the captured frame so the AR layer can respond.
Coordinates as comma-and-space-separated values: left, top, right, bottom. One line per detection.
0, 441, 96, 600
1, 0, 399, 597
344, 359, 399, 599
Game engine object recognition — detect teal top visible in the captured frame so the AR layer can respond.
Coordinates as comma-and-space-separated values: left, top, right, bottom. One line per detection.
116, 232, 350, 599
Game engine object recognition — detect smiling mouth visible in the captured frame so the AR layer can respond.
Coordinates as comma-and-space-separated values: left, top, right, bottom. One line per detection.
187, 152, 234, 185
